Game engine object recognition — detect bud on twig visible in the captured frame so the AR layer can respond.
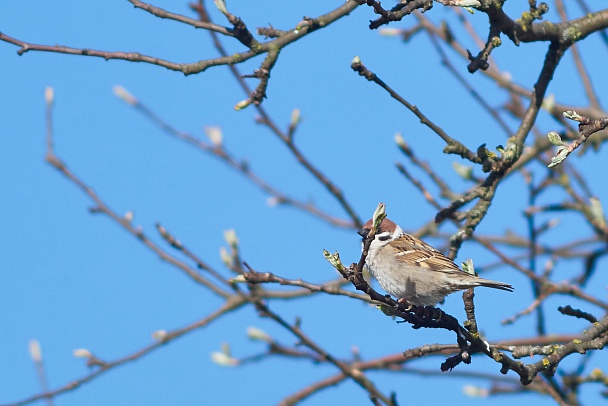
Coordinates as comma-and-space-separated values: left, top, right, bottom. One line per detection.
44, 87, 54, 105
73, 348, 93, 358
28, 340, 42, 363
113, 85, 137, 105
246, 326, 272, 343
204, 126, 223, 147
152, 330, 168, 341
224, 229, 239, 249
234, 99, 251, 111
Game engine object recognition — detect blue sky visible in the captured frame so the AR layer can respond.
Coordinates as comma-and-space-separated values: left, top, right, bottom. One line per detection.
1, 1, 607, 405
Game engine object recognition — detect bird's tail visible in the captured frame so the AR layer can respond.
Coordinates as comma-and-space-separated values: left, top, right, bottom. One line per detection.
476, 278, 514, 292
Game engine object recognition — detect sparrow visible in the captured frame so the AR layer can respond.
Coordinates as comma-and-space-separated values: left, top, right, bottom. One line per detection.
358, 218, 513, 306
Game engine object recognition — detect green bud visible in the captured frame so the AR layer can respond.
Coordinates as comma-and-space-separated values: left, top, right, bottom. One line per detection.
379, 28, 401, 36
44, 87, 54, 105
234, 99, 251, 111
210, 352, 238, 367
322, 250, 345, 271
394, 133, 407, 149
372, 203, 387, 232
113, 85, 137, 105
541, 94, 555, 112
463, 385, 489, 398
547, 132, 568, 147
563, 110, 582, 122
220, 247, 233, 268
548, 147, 568, 168
213, 0, 228, 16
589, 197, 606, 228
461, 258, 475, 275
73, 348, 92, 358
204, 126, 223, 147
290, 108, 301, 127
224, 229, 239, 249
124, 211, 133, 223
228, 275, 247, 283
452, 162, 473, 180
246, 326, 272, 343
28, 340, 42, 363
151, 330, 168, 341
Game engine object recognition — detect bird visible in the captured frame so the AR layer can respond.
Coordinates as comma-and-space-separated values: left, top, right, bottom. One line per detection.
358, 218, 513, 306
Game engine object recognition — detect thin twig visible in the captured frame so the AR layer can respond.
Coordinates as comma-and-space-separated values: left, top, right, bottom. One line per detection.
4, 298, 246, 406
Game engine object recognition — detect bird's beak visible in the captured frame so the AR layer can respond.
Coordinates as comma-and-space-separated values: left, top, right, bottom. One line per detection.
357, 228, 369, 238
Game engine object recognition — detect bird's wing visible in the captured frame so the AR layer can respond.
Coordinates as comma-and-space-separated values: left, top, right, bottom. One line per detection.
391, 234, 461, 272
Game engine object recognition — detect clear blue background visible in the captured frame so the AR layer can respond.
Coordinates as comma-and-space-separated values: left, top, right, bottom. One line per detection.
1, 1, 607, 405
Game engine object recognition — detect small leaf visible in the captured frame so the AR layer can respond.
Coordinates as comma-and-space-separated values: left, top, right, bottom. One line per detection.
461, 258, 475, 275
504, 136, 518, 156
323, 250, 345, 272
377, 304, 397, 317
483, 148, 497, 159
372, 203, 387, 232
563, 110, 582, 122
548, 146, 569, 168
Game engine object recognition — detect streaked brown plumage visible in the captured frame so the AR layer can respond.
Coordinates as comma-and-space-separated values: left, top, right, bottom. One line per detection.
359, 218, 513, 306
